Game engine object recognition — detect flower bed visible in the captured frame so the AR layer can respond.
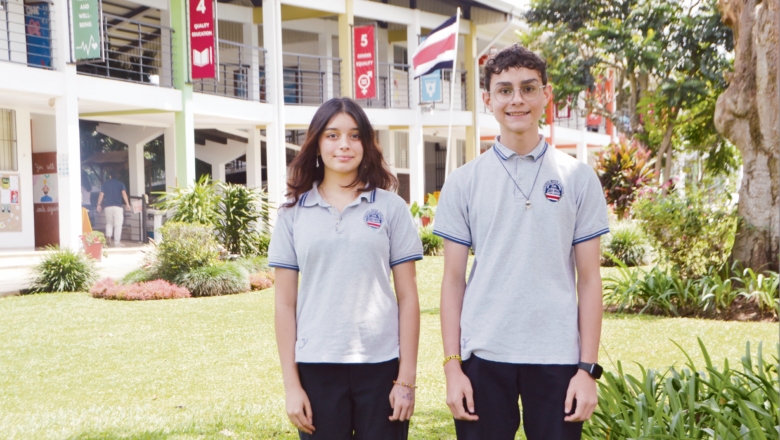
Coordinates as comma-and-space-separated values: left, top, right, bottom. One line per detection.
90, 278, 191, 301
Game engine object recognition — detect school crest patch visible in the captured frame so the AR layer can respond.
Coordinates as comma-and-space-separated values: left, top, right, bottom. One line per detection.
363, 209, 384, 230
544, 180, 564, 203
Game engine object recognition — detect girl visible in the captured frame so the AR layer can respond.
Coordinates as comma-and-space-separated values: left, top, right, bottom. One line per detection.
269, 98, 422, 439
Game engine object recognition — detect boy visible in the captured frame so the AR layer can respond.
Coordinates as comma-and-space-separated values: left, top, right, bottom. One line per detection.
434, 44, 609, 439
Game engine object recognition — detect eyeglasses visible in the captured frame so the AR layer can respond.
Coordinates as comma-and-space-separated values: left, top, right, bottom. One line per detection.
490, 85, 544, 104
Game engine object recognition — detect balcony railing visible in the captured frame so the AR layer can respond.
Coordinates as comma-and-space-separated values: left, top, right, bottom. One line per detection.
0, 0, 57, 69
282, 52, 341, 105
76, 13, 174, 87
355, 63, 410, 109
550, 109, 608, 135
193, 39, 267, 101
420, 69, 467, 111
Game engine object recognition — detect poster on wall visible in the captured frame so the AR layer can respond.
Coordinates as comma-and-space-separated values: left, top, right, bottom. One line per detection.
33, 152, 59, 247
25, 3, 52, 68
0, 174, 23, 232
420, 71, 442, 103
188, 0, 216, 79
69, 0, 103, 62
353, 25, 376, 99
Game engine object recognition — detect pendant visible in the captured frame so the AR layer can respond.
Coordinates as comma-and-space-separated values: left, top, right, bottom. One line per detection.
525, 199, 531, 210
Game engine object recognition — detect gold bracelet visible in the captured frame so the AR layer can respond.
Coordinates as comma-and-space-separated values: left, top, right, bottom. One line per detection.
443, 355, 462, 366
393, 380, 417, 389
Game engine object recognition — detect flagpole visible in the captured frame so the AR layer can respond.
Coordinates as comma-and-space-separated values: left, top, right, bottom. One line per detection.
444, 7, 461, 181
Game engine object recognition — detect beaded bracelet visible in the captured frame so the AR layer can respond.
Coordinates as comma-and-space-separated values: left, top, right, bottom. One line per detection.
393, 380, 418, 389
443, 355, 462, 366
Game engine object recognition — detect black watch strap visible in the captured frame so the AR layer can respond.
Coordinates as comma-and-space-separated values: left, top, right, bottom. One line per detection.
578, 362, 603, 379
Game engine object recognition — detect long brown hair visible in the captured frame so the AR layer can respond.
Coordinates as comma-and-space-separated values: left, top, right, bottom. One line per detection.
284, 98, 397, 207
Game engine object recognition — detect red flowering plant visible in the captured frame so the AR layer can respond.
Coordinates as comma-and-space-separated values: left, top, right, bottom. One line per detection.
595, 136, 658, 219
249, 271, 275, 291
90, 278, 191, 300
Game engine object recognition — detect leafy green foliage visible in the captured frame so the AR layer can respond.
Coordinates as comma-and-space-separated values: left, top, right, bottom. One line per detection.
176, 262, 251, 297
154, 222, 220, 282
595, 136, 657, 218
29, 246, 99, 293
633, 183, 737, 278
155, 177, 271, 256
410, 193, 438, 220
583, 339, 778, 440
215, 183, 270, 256
120, 267, 154, 285
155, 175, 218, 226
732, 265, 780, 316
419, 226, 443, 256
601, 221, 647, 267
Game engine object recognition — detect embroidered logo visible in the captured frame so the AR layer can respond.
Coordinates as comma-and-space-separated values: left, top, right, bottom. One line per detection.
363, 209, 384, 230
544, 180, 564, 203
297, 338, 308, 349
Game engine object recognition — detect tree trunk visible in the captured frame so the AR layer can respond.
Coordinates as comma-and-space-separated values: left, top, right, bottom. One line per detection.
655, 119, 676, 194
715, 0, 779, 271
628, 72, 640, 134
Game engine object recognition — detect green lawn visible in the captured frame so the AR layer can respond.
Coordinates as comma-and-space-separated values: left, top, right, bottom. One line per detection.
0, 257, 776, 439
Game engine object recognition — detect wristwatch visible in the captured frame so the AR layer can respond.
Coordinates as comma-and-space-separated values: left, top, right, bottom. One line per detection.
578, 362, 603, 379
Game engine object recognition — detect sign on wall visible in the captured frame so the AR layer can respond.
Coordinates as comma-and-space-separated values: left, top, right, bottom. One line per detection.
69, 0, 103, 62
353, 25, 376, 99
420, 71, 442, 103
0, 174, 22, 233
25, 3, 52, 68
189, 0, 216, 79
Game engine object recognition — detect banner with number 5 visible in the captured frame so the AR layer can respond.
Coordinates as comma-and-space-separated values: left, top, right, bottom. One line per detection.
189, 0, 216, 79
353, 25, 376, 99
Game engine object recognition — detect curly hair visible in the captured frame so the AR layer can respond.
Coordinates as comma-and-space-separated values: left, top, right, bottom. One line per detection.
483, 44, 548, 91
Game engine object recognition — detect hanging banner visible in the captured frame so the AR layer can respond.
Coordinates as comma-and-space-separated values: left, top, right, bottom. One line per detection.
420, 70, 442, 103
189, 0, 216, 79
353, 25, 376, 99
69, 0, 103, 62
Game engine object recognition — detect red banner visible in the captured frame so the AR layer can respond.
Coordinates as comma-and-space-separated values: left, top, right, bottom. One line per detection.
354, 25, 376, 99
189, 0, 215, 79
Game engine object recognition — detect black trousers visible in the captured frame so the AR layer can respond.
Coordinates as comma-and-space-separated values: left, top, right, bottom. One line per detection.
297, 359, 409, 440
454, 356, 583, 440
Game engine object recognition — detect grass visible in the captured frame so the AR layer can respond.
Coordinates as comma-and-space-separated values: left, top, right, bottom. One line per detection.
0, 257, 777, 439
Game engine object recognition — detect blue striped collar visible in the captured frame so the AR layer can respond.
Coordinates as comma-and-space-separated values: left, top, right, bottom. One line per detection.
493, 136, 548, 162
299, 182, 377, 207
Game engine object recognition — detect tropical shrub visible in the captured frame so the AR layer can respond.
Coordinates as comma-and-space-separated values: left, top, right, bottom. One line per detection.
732, 265, 780, 316
155, 177, 271, 256
583, 339, 778, 440
594, 136, 657, 218
29, 246, 99, 293
154, 222, 220, 282
215, 183, 270, 256
419, 225, 443, 256
633, 182, 738, 278
90, 278, 190, 300
249, 271, 275, 290
176, 262, 251, 297
234, 256, 270, 274
601, 221, 647, 267
410, 193, 438, 220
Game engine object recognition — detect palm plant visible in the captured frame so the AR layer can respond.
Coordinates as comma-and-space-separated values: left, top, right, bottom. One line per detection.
595, 135, 657, 218
215, 183, 271, 256
154, 175, 218, 225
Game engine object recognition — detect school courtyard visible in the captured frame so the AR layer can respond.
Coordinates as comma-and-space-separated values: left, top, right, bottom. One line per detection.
0, 257, 776, 439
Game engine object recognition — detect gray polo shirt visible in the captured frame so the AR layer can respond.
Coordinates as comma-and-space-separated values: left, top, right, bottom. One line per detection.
434, 136, 609, 365
268, 183, 423, 364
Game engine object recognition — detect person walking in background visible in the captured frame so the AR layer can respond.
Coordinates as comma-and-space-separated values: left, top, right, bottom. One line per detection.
269, 98, 423, 439
96, 171, 130, 247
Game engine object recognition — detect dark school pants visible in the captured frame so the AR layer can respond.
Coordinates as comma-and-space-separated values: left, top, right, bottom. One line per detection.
297, 359, 409, 440
454, 356, 583, 440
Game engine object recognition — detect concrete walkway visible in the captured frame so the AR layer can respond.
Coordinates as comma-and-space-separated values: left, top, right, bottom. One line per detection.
0, 245, 147, 297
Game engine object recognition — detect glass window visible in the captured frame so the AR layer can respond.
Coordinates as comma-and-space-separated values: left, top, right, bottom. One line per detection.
394, 131, 409, 169
0, 109, 17, 171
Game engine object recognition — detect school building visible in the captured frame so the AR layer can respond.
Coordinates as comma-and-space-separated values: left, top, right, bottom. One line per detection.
0, 0, 614, 251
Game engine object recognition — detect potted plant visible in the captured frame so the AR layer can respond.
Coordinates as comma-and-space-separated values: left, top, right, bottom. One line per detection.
81, 231, 108, 261
410, 193, 438, 227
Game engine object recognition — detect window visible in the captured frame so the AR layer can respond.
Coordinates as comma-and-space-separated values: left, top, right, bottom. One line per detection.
394, 131, 409, 169
0, 109, 17, 171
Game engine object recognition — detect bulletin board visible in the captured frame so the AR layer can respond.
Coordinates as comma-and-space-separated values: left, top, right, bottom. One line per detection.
0, 173, 22, 232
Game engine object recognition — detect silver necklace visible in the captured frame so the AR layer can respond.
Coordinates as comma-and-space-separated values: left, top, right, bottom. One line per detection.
494, 146, 545, 210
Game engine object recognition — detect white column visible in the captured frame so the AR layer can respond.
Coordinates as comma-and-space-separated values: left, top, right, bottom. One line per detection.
319, 32, 334, 100
244, 22, 260, 101
577, 124, 588, 164
213, 163, 226, 182
160, 8, 173, 87
407, 10, 425, 206
128, 141, 145, 196
246, 127, 263, 189
6, 107, 35, 249
379, 129, 395, 175
263, 0, 287, 222
163, 126, 177, 189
